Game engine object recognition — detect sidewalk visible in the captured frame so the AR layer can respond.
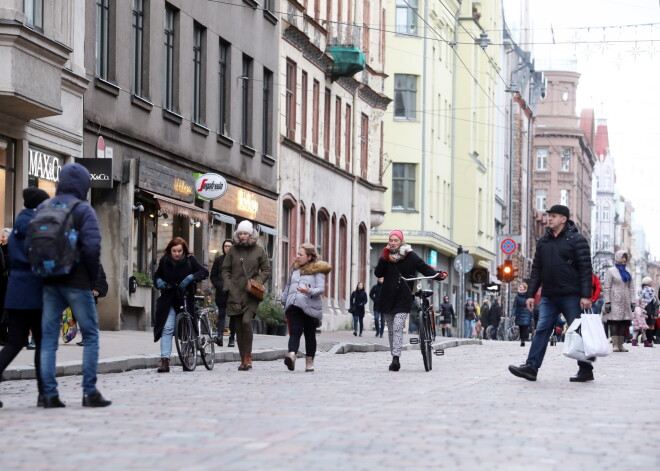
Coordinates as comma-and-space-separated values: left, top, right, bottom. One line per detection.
3, 329, 479, 380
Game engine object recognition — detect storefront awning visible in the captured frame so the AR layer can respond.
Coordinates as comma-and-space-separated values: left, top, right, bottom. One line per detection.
258, 224, 277, 236
150, 193, 208, 222
212, 211, 236, 225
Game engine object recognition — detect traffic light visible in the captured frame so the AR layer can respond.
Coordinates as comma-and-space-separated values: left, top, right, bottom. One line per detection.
502, 260, 516, 283
496, 264, 504, 281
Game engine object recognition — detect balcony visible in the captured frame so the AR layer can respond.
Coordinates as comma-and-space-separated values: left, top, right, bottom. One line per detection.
0, 22, 71, 120
328, 46, 366, 80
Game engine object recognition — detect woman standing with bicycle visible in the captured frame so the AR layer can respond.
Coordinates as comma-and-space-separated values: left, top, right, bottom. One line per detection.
153, 237, 209, 373
281, 243, 331, 372
374, 230, 447, 371
512, 282, 533, 347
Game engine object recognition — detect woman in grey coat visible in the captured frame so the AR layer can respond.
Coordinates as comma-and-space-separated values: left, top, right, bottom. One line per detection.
602, 250, 635, 352
280, 243, 332, 372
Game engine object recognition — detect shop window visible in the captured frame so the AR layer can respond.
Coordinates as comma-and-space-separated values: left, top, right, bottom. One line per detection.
0, 138, 15, 228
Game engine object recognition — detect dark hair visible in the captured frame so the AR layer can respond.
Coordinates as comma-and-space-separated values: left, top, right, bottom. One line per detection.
355, 282, 365, 291
164, 237, 190, 256
222, 239, 233, 254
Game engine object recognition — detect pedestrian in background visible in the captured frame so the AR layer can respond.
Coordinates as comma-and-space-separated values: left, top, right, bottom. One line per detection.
638, 276, 657, 347
210, 238, 233, 347
464, 298, 477, 338
602, 250, 635, 352
369, 278, 384, 338
488, 298, 502, 340
508, 204, 593, 383
438, 295, 455, 337
0, 188, 49, 408
631, 297, 647, 346
374, 230, 447, 371
512, 283, 532, 346
350, 282, 368, 337
223, 220, 271, 371
280, 243, 331, 372
0, 227, 10, 346
479, 299, 489, 337
153, 237, 209, 373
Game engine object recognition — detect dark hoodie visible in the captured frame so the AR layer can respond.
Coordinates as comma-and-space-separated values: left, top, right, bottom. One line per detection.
36, 163, 101, 290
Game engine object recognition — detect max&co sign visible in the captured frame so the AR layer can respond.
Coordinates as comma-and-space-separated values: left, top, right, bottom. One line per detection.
76, 158, 113, 189
194, 173, 228, 200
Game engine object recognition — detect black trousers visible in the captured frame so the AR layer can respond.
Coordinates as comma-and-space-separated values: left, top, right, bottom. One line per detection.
519, 325, 530, 343
0, 309, 43, 394
286, 305, 317, 358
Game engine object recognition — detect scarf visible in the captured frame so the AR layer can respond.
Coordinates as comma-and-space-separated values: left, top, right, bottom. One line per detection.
167, 254, 189, 268
615, 264, 631, 283
388, 244, 412, 263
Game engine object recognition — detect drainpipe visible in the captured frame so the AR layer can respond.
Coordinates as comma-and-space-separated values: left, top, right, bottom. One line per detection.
350, 84, 365, 294
420, 0, 428, 232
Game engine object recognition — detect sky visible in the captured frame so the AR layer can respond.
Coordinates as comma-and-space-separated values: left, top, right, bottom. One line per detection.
504, 0, 660, 255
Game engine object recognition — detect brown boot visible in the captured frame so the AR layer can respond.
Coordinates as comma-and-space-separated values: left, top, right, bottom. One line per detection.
157, 358, 170, 373
237, 354, 247, 371
245, 353, 252, 370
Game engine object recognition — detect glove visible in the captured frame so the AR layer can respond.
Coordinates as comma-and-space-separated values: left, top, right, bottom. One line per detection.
179, 274, 194, 289
435, 271, 448, 281
603, 303, 611, 314
381, 245, 391, 260
156, 279, 168, 290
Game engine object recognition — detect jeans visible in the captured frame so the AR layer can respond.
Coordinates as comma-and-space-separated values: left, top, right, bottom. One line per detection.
215, 305, 227, 335
160, 307, 176, 358
0, 309, 43, 394
526, 295, 593, 373
41, 286, 99, 397
464, 319, 475, 338
286, 305, 317, 357
373, 311, 384, 335
353, 314, 364, 334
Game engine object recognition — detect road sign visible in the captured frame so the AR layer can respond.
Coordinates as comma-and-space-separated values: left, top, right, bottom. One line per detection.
500, 238, 517, 255
453, 253, 474, 274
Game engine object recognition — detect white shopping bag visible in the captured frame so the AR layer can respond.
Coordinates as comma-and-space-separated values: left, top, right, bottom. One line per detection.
581, 311, 612, 358
562, 318, 594, 362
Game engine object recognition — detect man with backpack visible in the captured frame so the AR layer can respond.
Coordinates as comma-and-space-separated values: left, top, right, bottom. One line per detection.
28, 163, 111, 408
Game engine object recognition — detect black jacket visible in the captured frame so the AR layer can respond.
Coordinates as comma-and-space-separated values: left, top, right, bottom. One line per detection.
350, 289, 368, 316
92, 263, 108, 304
439, 302, 455, 323
512, 292, 532, 326
374, 251, 438, 315
369, 283, 383, 311
488, 302, 502, 326
527, 220, 592, 300
210, 254, 228, 307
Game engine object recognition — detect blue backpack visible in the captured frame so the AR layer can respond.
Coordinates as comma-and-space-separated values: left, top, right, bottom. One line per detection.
28, 199, 82, 277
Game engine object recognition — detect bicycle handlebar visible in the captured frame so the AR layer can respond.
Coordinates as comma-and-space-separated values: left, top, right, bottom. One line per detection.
400, 274, 440, 282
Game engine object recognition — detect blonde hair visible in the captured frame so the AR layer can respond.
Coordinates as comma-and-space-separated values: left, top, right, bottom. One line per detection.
519, 282, 528, 290
298, 243, 318, 264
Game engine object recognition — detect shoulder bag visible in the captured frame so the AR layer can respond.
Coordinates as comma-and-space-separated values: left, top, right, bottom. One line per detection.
240, 257, 265, 301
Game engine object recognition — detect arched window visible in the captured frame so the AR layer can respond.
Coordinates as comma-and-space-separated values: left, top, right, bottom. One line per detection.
281, 196, 297, 288
299, 202, 306, 242
330, 214, 337, 298
358, 223, 367, 285
316, 208, 330, 260
310, 205, 316, 246
339, 216, 348, 301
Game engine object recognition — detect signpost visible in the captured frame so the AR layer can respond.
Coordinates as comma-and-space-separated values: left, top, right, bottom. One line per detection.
454, 251, 474, 338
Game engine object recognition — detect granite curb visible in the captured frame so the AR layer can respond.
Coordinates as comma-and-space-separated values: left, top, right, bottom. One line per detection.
2, 338, 481, 380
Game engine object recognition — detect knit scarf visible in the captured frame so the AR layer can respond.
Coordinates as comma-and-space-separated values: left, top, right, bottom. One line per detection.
615, 264, 631, 283
388, 244, 412, 263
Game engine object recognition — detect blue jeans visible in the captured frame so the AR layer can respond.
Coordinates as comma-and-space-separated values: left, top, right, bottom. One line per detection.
353, 314, 364, 334
41, 286, 99, 397
526, 295, 593, 373
464, 319, 475, 338
160, 307, 176, 358
374, 311, 384, 335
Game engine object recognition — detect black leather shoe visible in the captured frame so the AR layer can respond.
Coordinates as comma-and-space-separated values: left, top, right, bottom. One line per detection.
508, 364, 537, 381
227, 337, 235, 348
388, 356, 400, 371
215, 336, 223, 347
82, 391, 112, 407
37, 394, 44, 407
569, 370, 594, 382
43, 396, 66, 408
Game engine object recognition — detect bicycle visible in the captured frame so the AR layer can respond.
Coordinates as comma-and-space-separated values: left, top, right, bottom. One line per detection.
486, 316, 519, 341
401, 274, 444, 372
172, 287, 215, 371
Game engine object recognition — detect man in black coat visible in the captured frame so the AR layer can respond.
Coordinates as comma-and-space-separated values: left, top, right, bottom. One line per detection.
210, 239, 233, 347
488, 298, 501, 340
369, 278, 384, 337
509, 205, 593, 383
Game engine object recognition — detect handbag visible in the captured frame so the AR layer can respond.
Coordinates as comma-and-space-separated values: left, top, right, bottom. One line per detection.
581, 309, 612, 358
562, 318, 594, 362
240, 258, 265, 301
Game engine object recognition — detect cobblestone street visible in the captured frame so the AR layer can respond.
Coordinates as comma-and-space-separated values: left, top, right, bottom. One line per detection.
1, 340, 658, 471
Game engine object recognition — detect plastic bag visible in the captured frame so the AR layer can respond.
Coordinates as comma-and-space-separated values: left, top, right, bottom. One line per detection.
581, 311, 612, 357
562, 318, 594, 362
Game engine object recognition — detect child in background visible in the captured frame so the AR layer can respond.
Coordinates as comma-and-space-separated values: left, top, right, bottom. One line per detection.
631, 299, 647, 346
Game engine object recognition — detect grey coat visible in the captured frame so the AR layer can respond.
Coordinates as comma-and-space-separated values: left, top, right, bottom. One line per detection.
602, 251, 634, 322
281, 261, 332, 324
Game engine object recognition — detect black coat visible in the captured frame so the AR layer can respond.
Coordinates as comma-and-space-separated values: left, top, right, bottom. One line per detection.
153, 254, 209, 342
92, 263, 108, 304
512, 292, 532, 326
439, 302, 455, 323
369, 283, 383, 311
374, 251, 438, 316
210, 254, 228, 307
527, 220, 592, 300
488, 302, 502, 326
350, 289, 368, 316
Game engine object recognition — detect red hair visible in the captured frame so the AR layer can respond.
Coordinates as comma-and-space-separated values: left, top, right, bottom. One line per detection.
164, 237, 190, 256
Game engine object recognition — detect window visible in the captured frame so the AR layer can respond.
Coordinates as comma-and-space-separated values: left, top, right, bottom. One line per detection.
560, 189, 569, 206
395, 0, 418, 35
316, 210, 329, 260
360, 113, 368, 178
218, 40, 230, 135
301, 71, 308, 146
339, 217, 347, 301
310, 205, 316, 245
535, 189, 547, 211
262, 68, 273, 156
561, 148, 571, 171
164, 5, 176, 111
392, 163, 416, 210
335, 97, 341, 165
285, 60, 296, 140
25, 0, 43, 30
394, 74, 417, 120
241, 55, 252, 145
312, 80, 320, 154
192, 23, 205, 124
362, 0, 370, 56
281, 200, 294, 288
345, 104, 352, 171
603, 204, 610, 222
358, 224, 367, 285
96, 0, 110, 79
478, 188, 483, 233
324, 88, 331, 160
536, 147, 548, 171
131, 0, 145, 96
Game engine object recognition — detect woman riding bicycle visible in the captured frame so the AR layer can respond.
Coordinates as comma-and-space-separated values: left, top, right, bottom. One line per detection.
153, 237, 209, 373
374, 230, 447, 372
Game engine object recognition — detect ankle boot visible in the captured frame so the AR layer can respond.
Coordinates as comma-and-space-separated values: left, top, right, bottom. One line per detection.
157, 357, 170, 373
305, 356, 314, 372
643, 339, 654, 347
284, 352, 296, 371
388, 356, 400, 371
631, 338, 638, 346
227, 336, 235, 348
238, 354, 247, 370
245, 353, 252, 369
618, 336, 629, 352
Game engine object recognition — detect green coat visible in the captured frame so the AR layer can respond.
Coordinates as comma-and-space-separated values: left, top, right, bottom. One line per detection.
222, 231, 271, 316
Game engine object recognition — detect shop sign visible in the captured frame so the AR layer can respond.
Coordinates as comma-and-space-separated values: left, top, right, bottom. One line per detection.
28, 148, 61, 183
237, 189, 259, 219
194, 173, 228, 200
174, 178, 193, 197
76, 158, 113, 189
137, 160, 195, 203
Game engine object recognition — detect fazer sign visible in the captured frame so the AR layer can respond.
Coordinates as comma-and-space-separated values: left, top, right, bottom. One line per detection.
195, 173, 228, 200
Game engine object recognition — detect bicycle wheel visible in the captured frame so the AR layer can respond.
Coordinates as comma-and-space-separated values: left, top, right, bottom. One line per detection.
507, 326, 520, 342
485, 325, 495, 340
429, 311, 437, 341
199, 313, 215, 370
174, 312, 197, 371
418, 312, 431, 372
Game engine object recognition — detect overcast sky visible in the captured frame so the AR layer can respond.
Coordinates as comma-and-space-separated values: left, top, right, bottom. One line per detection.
504, 0, 660, 256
